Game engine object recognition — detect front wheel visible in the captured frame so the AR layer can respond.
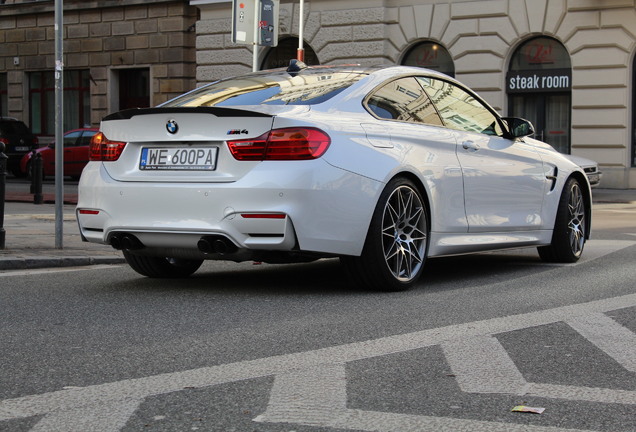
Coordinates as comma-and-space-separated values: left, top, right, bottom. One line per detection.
538, 177, 587, 263
341, 177, 429, 291
123, 251, 203, 278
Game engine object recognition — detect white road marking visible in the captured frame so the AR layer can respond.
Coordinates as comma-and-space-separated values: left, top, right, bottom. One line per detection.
1, 240, 635, 431
255, 363, 348, 426
254, 365, 588, 432
526, 383, 636, 405
31, 399, 142, 432
0, 264, 121, 277
1, 293, 635, 431
567, 313, 636, 372
442, 335, 528, 394
443, 328, 636, 405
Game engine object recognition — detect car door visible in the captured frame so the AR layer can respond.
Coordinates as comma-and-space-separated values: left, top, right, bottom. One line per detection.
417, 77, 546, 232
72, 130, 97, 176
61, 130, 82, 176
365, 76, 468, 233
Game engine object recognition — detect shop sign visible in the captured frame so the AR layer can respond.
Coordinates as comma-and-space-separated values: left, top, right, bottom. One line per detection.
506, 69, 571, 93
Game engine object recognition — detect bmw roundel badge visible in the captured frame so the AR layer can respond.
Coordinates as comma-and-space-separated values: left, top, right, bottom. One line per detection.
166, 119, 179, 134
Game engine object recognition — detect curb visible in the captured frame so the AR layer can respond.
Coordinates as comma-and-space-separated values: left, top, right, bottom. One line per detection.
0, 256, 125, 271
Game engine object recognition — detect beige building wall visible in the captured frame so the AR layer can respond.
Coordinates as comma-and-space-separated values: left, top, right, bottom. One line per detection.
193, 0, 636, 188
0, 0, 198, 134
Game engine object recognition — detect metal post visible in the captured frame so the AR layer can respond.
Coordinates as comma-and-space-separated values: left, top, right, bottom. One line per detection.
252, 0, 259, 72
54, 0, 64, 249
0, 142, 7, 249
297, 0, 304, 61
32, 153, 43, 205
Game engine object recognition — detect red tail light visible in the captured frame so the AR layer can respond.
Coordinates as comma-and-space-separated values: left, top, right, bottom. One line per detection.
227, 127, 331, 161
89, 132, 127, 161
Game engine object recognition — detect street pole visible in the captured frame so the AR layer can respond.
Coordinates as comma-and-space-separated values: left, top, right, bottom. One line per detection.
54, 0, 64, 249
252, 0, 258, 72
0, 142, 6, 250
297, 0, 304, 61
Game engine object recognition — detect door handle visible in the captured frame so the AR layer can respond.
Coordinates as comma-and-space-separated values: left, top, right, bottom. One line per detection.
462, 140, 480, 152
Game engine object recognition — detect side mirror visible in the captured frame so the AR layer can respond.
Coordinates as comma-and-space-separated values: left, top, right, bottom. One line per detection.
502, 117, 535, 139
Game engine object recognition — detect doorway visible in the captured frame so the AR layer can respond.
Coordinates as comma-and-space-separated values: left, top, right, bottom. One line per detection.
507, 37, 572, 154
510, 93, 570, 154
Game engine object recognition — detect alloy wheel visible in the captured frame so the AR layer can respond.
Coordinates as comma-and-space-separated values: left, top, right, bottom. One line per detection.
568, 182, 586, 258
381, 185, 427, 282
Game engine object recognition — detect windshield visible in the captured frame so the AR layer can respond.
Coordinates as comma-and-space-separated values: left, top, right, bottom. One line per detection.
162, 70, 368, 108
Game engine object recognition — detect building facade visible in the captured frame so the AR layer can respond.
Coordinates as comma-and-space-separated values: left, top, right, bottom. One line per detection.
0, 0, 198, 142
1, 0, 635, 188
192, 0, 636, 188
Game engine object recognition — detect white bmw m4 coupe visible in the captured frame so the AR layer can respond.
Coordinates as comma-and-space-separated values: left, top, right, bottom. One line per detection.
77, 62, 591, 291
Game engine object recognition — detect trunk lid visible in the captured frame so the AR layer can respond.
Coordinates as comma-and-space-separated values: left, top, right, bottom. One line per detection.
98, 107, 305, 182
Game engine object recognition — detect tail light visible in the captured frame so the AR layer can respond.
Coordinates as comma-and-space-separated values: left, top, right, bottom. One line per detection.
227, 127, 331, 161
89, 132, 127, 161
0, 138, 8, 146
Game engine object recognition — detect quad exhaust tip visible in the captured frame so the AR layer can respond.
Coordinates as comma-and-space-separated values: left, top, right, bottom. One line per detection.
197, 235, 238, 255
110, 233, 144, 251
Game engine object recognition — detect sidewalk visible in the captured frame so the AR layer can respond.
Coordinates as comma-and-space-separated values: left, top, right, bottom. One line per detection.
1, 187, 636, 271
0, 201, 124, 270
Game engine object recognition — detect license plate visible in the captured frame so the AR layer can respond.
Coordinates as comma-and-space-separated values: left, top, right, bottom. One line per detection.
140, 147, 218, 171
15, 146, 30, 152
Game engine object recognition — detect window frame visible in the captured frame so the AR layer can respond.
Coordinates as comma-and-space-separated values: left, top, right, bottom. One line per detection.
363, 74, 510, 139
363, 76, 444, 127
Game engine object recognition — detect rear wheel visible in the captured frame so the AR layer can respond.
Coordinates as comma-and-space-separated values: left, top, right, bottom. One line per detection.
341, 177, 428, 291
123, 251, 203, 278
538, 177, 587, 263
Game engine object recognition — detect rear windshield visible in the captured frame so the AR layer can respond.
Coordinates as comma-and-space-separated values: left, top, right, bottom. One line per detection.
0, 121, 29, 135
162, 70, 368, 108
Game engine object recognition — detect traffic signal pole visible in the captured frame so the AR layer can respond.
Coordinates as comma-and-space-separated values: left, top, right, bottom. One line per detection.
297, 0, 304, 61
54, 0, 64, 249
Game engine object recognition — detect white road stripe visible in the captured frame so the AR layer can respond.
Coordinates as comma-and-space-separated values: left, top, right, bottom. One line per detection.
0, 265, 121, 277
1, 293, 635, 431
527, 383, 636, 405
442, 336, 528, 394
254, 363, 348, 425
30, 399, 142, 432
567, 313, 636, 372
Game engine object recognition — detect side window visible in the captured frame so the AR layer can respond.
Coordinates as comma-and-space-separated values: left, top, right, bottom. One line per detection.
63, 131, 82, 147
366, 77, 443, 126
80, 131, 98, 146
417, 77, 503, 136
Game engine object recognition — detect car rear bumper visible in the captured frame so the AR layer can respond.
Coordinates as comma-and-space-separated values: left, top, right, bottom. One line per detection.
76, 161, 383, 257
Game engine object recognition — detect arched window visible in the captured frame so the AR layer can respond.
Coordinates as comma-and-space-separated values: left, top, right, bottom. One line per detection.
260, 37, 319, 70
507, 37, 572, 154
401, 41, 455, 77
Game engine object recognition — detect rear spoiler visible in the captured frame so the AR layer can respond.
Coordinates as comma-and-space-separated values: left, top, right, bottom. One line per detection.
103, 107, 273, 121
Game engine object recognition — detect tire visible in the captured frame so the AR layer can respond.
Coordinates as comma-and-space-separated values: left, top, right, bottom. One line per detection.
123, 250, 203, 278
538, 177, 587, 263
341, 177, 429, 291
11, 167, 26, 178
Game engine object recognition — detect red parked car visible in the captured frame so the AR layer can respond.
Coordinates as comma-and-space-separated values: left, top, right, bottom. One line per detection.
20, 128, 98, 179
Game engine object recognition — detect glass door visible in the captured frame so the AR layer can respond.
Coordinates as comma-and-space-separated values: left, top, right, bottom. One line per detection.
510, 93, 570, 154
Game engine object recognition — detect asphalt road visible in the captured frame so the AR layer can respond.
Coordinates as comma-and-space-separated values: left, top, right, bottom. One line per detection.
0, 203, 635, 432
